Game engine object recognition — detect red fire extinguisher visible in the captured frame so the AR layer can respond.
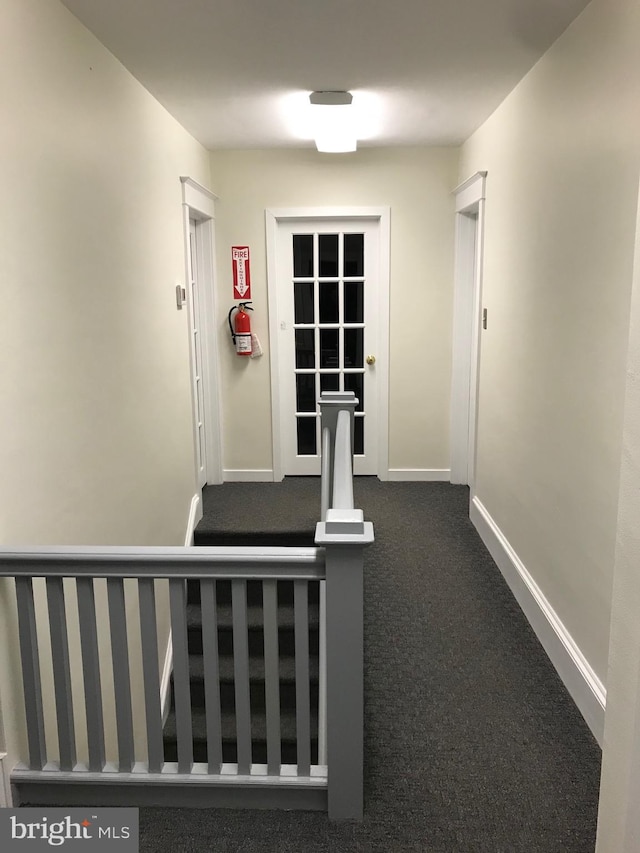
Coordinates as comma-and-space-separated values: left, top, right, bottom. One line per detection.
228, 302, 253, 356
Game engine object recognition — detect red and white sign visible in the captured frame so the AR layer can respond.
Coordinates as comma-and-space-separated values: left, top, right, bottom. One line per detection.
232, 246, 251, 299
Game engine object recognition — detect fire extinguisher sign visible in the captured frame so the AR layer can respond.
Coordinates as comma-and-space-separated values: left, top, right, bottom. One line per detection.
232, 246, 251, 299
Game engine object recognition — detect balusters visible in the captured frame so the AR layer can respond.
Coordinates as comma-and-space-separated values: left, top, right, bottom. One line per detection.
294, 580, 311, 775
107, 579, 134, 772
76, 578, 105, 772
169, 579, 193, 773
231, 579, 252, 774
46, 578, 76, 771
200, 579, 222, 773
138, 578, 164, 773
262, 579, 281, 774
15, 577, 46, 771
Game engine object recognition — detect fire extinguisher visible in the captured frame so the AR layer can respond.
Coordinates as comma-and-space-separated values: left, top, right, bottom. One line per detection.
228, 302, 253, 356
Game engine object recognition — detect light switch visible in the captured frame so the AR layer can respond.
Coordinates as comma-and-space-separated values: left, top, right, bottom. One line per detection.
176, 284, 186, 309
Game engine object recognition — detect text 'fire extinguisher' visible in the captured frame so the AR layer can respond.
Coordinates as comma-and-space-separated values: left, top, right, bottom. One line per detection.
228, 302, 263, 358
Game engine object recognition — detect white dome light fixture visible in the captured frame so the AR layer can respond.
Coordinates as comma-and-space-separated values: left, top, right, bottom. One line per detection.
309, 91, 357, 153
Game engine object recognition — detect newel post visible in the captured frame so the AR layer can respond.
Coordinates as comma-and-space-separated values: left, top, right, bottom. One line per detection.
318, 392, 358, 517
315, 512, 374, 820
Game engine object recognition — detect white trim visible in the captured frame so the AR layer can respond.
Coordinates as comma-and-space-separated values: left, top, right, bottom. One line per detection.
265, 212, 284, 481
450, 171, 487, 489
185, 493, 202, 546
387, 468, 451, 481
470, 495, 606, 745
376, 209, 391, 481
194, 217, 224, 485
180, 176, 218, 213
223, 469, 276, 482
266, 206, 390, 481
453, 172, 487, 212
181, 177, 224, 486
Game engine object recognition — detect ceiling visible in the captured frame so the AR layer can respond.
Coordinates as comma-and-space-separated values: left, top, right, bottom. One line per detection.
60, 0, 591, 150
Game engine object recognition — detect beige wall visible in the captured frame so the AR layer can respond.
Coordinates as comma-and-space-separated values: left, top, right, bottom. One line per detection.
0, 0, 211, 780
597, 185, 640, 851
1, 0, 210, 547
209, 147, 459, 475
459, 0, 640, 685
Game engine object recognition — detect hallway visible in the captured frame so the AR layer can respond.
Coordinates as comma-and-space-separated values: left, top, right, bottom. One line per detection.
139, 480, 600, 852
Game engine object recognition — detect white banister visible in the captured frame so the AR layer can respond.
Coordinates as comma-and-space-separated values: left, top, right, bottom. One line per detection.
1, 400, 375, 820
332, 410, 354, 510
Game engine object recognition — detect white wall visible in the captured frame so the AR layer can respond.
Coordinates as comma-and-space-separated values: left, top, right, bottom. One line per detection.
0, 0, 211, 785
209, 147, 458, 477
459, 0, 640, 695
596, 184, 640, 851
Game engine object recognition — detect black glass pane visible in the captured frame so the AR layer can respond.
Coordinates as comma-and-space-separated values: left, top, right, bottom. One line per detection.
319, 281, 339, 323
320, 373, 340, 393
297, 418, 317, 455
344, 281, 364, 323
294, 282, 314, 324
354, 416, 364, 455
320, 329, 339, 368
319, 234, 338, 277
293, 235, 314, 277
344, 373, 364, 411
296, 374, 316, 412
295, 329, 315, 368
344, 233, 364, 276
344, 329, 363, 368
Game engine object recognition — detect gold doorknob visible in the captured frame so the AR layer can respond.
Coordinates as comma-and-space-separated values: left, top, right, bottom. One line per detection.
366, 354, 376, 365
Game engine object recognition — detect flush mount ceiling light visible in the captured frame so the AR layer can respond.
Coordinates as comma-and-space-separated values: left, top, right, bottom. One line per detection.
309, 91, 357, 153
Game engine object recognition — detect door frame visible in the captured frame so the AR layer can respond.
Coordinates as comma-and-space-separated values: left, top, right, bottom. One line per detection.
181, 176, 223, 487
450, 172, 487, 493
266, 207, 390, 481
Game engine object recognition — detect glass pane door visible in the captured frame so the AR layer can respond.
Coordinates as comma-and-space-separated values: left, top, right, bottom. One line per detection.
292, 231, 366, 458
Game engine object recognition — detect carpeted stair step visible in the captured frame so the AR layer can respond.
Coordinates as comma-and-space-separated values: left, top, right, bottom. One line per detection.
185, 604, 320, 657
187, 652, 320, 684
178, 654, 320, 710
186, 578, 320, 607
163, 707, 319, 765
192, 481, 321, 550
194, 530, 316, 548
164, 481, 323, 769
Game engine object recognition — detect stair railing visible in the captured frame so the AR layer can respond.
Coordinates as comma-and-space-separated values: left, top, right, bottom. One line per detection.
0, 547, 328, 811
0, 393, 373, 820
316, 391, 373, 818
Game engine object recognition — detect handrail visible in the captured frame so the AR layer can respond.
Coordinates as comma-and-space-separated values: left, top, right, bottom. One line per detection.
0, 546, 324, 579
2, 391, 373, 820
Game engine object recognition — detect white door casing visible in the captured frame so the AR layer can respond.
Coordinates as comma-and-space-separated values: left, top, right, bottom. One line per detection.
266, 208, 390, 480
188, 220, 207, 487
450, 172, 487, 492
181, 177, 223, 487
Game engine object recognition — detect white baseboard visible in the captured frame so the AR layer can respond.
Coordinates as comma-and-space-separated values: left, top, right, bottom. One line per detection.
387, 468, 451, 482
185, 493, 202, 546
470, 495, 606, 746
223, 469, 275, 482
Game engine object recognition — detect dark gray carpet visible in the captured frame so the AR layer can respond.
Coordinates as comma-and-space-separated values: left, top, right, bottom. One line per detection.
141, 479, 600, 853
194, 478, 320, 546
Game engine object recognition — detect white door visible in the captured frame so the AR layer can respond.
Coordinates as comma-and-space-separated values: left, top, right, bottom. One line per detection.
275, 218, 381, 475
188, 219, 207, 487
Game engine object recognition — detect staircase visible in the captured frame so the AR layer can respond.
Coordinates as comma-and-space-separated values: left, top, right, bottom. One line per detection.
163, 484, 321, 766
